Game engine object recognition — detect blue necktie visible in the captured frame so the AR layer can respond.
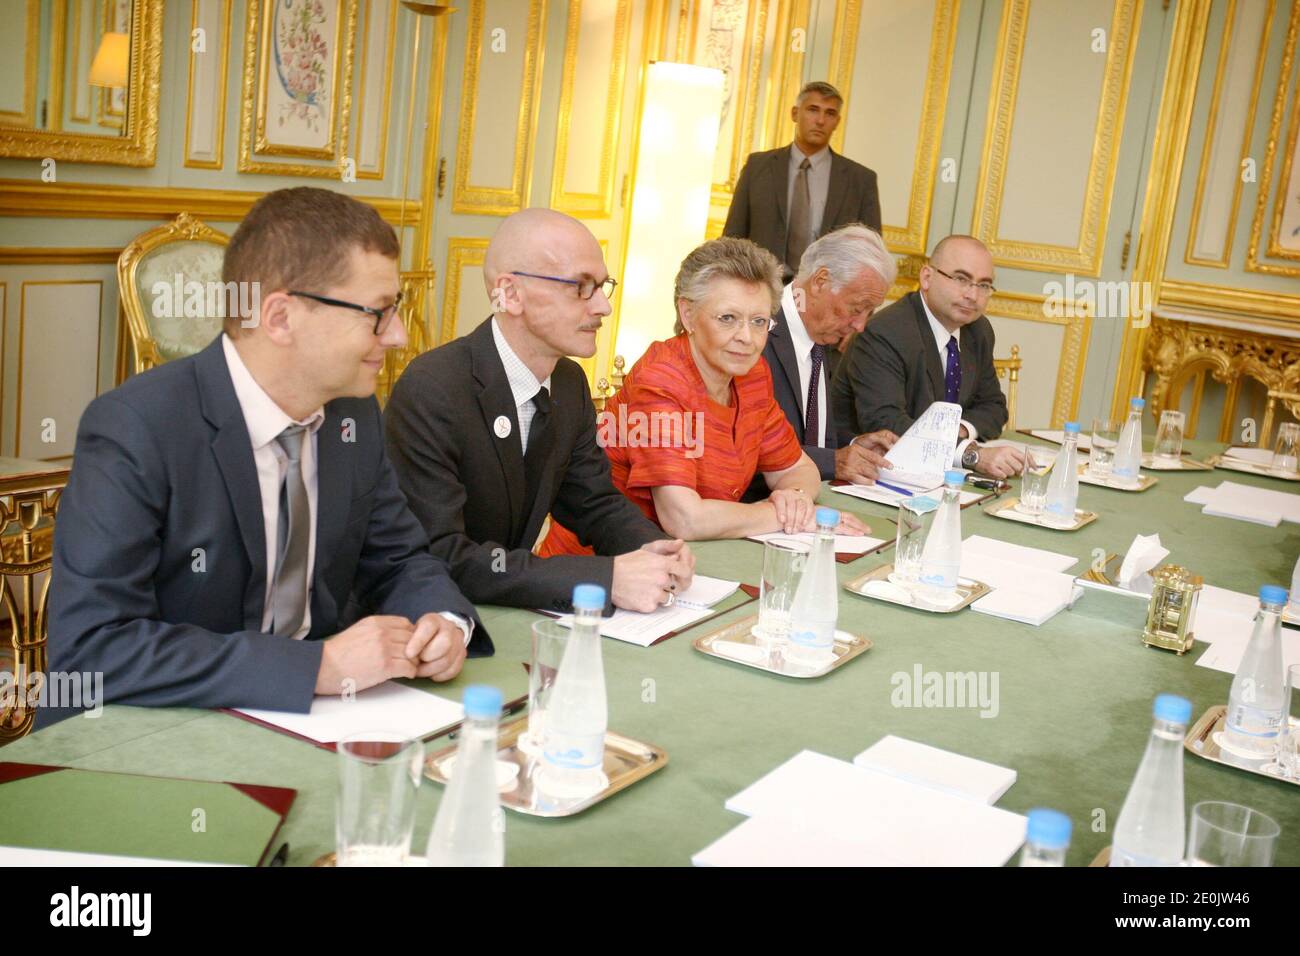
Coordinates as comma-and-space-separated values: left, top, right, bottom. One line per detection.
944, 336, 961, 404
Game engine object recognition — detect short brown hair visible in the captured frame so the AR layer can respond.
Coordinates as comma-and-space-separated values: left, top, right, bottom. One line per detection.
672, 237, 782, 335
221, 187, 399, 335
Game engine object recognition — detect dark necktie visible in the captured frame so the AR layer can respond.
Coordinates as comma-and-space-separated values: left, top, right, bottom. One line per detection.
523, 386, 552, 515
944, 336, 962, 404
805, 344, 824, 445
786, 157, 813, 274
271, 424, 310, 637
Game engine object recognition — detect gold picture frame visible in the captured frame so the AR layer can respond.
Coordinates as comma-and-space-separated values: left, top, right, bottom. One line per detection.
238, 0, 358, 175
0, 0, 161, 167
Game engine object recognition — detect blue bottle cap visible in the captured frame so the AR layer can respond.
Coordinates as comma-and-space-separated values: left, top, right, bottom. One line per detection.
462, 685, 503, 718
572, 583, 606, 610
1064, 421, 1081, 433
1130, 397, 1146, 409
944, 469, 965, 486
1026, 808, 1072, 850
1153, 693, 1192, 725
1260, 585, 1288, 606
815, 507, 839, 527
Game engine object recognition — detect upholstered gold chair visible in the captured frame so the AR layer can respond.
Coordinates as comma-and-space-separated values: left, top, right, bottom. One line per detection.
592, 355, 627, 412
117, 212, 230, 376
993, 344, 1021, 432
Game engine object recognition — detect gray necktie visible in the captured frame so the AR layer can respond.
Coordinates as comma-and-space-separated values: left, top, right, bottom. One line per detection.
271, 424, 310, 637
786, 157, 813, 274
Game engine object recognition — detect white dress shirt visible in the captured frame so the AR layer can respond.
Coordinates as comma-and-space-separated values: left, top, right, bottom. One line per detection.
916, 292, 978, 468
787, 143, 833, 245
222, 335, 470, 644
780, 282, 827, 448
491, 317, 552, 455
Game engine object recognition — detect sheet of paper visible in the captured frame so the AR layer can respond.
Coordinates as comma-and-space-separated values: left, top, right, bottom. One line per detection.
1184, 485, 1216, 505
673, 574, 740, 607
1202, 481, 1300, 523
235, 681, 463, 745
692, 814, 909, 867
723, 750, 1026, 866
852, 735, 1017, 805
1222, 446, 1276, 466
556, 603, 715, 647
1194, 622, 1300, 675
1198, 584, 1260, 621
959, 548, 1078, 626
0, 846, 240, 867
962, 534, 1078, 573
985, 437, 1080, 460
748, 531, 887, 555
832, 482, 982, 509
969, 585, 1082, 627
883, 401, 963, 488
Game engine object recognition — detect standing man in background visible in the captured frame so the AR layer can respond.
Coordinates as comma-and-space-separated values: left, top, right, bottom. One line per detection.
724, 81, 882, 281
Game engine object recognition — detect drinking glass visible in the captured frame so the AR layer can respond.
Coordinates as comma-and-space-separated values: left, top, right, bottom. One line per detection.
1186, 801, 1279, 867
892, 496, 936, 587
518, 620, 569, 757
757, 537, 809, 645
1265, 663, 1300, 779
1018, 468, 1050, 516
1271, 422, 1300, 477
1154, 409, 1185, 460
336, 733, 424, 866
1090, 418, 1120, 477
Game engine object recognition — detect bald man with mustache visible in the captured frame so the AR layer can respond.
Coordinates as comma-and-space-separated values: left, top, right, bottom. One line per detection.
385, 209, 695, 615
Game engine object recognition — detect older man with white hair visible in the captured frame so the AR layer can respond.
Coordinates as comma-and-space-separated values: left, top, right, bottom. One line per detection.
744, 223, 899, 501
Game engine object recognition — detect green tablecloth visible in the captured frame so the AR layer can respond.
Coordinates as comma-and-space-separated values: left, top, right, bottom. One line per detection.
6, 437, 1298, 866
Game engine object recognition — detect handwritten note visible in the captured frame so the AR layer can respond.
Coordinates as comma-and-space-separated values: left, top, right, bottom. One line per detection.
883, 401, 963, 489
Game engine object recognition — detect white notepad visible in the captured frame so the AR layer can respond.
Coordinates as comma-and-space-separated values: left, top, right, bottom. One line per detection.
747, 531, 887, 555
962, 534, 1078, 574
553, 574, 740, 647
1195, 480, 1300, 526
692, 814, 909, 867
959, 539, 1079, 626
852, 735, 1017, 804
718, 750, 1026, 867
1221, 446, 1276, 466
234, 681, 464, 746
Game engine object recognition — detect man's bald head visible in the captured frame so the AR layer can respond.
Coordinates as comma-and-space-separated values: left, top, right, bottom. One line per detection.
929, 234, 991, 271
483, 208, 601, 286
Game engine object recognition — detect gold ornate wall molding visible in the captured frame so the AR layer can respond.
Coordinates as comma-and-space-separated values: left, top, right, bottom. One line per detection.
184, 0, 234, 170
1158, 278, 1300, 325
829, 0, 959, 258
0, 180, 418, 226
349, 0, 399, 180
0, 0, 39, 129
761, 0, 809, 152
1246, 0, 1300, 276
0, 248, 121, 265
440, 237, 490, 344
984, 288, 1091, 427
452, 0, 548, 216
970, 0, 1141, 276
550, 0, 632, 218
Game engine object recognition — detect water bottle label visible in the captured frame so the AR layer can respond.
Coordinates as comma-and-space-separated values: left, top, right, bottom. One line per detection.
543, 733, 604, 770
1226, 704, 1282, 738
788, 628, 833, 649
920, 571, 957, 588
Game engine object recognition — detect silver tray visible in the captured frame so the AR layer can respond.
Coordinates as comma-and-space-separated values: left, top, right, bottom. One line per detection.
423, 715, 668, 817
1206, 453, 1300, 483
844, 562, 991, 613
1184, 704, 1298, 787
984, 495, 1098, 531
692, 612, 872, 678
1076, 465, 1158, 491
1141, 453, 1213, 471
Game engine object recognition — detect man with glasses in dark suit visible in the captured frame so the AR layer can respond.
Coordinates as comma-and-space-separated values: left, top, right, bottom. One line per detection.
831, 235, 1026, 479
385, 208, 695, 615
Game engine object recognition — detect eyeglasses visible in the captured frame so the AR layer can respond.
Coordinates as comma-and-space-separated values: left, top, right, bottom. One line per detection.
931, 267, 995, 296
708, 312, 776, 333
288, 290, 404, 335
509, 271, 618, 300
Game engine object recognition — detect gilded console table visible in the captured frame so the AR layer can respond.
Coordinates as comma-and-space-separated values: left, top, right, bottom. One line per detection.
0, 458, 69, 742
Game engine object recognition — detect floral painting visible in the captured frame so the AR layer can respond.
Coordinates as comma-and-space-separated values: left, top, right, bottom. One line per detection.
254, 0, 344, 156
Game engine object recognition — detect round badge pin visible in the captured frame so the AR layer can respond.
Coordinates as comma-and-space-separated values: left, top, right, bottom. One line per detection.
494, 415, 512, 439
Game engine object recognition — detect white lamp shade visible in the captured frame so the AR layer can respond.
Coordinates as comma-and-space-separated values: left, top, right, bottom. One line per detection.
88, 32, 130, 88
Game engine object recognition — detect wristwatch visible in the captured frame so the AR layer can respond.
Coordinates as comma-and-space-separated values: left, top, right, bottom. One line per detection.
961, 444, 980, 469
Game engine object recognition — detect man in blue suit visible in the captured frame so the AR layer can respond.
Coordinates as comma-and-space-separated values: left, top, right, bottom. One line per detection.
39, 187, 487, 727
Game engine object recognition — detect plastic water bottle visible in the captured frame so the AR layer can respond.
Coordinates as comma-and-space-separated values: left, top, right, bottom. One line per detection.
1113, 397, 1145, 485
1110, 693, 1191, 867
426, 685, 505, 867
1020, 808, 1072, 866
918, 470, 964, 600
541, 584, 608, 792
1043, 421, 1082, 526
1289, 556, 1299, 617
788, 507, 840, 663
1223, 585, 1288, 758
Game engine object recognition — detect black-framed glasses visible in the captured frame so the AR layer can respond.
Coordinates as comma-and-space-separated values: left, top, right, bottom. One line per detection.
288, 290, 404, 335
708, 312, 776, 333
509, 271, 618, 300
931, 266, 995, 296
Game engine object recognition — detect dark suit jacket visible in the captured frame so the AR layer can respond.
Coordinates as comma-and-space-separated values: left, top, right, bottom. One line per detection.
40, 336, 486, 728
384, 319, 666, 614
831, 291, 1008, 441
743, 301, 839, 501
723, 145, 882, 275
